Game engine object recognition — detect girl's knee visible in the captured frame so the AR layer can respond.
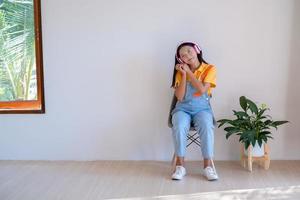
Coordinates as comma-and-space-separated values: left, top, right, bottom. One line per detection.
172, 112, 191, 129
195, 121, 214, 133
172, 123, 190, 135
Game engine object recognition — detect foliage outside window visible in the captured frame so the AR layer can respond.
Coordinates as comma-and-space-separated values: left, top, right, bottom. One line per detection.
0, 0, 44, 113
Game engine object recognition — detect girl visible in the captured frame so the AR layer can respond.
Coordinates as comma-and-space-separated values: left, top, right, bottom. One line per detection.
170, 42, 218, 181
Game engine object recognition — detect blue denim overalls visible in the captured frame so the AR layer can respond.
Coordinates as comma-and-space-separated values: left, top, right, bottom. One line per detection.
171, 82, 216, 158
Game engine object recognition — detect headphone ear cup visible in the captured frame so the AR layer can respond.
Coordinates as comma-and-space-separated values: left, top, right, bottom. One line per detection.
176, 54, 183, 64
194, 44, 201, 54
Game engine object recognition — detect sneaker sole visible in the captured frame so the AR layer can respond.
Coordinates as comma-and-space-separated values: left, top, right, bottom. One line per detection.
171, 176, 184, 180
207, 178, 218, 181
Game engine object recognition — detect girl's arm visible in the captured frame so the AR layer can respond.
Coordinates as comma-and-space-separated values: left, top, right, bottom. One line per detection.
174, 64, 187, 101
175, 73, 186, 102
186, 70, 211, 94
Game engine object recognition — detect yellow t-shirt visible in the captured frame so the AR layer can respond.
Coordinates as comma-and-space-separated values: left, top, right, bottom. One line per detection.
175, 63, 217, 97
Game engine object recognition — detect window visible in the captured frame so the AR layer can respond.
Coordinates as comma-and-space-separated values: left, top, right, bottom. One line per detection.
0, 0, 45, 113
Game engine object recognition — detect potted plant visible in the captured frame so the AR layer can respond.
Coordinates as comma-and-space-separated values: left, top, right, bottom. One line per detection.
217, 96, 289, 156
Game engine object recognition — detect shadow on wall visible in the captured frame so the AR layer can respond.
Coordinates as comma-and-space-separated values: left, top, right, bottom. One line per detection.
285, 0, 300, 159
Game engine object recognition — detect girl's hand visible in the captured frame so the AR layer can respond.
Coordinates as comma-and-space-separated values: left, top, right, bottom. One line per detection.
181, 64, 191, 73
175, 64, 186, 75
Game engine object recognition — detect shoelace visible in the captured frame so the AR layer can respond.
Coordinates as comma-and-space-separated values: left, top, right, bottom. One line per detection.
206, 167, 216, 176
175, 167, 183, 175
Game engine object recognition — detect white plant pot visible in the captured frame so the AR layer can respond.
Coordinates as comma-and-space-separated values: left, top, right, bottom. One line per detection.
244, 141, 265, 157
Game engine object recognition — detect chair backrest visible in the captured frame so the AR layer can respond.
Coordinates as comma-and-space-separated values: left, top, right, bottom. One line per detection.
168, 95, 178, 128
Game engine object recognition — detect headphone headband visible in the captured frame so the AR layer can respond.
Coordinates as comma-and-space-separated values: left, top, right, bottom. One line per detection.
175, 41, 202, 63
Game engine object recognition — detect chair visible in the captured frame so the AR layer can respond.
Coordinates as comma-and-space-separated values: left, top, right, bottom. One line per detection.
168, 95, 216, 169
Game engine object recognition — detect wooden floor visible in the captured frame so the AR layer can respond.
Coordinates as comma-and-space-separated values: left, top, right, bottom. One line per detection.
0, 160, 299, 200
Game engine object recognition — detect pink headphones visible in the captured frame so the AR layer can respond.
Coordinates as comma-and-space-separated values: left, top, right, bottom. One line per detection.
176, 42, 201, 64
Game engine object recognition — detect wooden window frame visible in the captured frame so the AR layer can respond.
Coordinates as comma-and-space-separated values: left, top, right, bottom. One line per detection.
0, 0, 45, 114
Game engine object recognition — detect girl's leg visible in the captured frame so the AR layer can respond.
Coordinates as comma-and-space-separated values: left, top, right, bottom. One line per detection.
175, 157, 185, 166
204, 159, 212, 168
192, 110, 215, 168
172, 111, 191, 166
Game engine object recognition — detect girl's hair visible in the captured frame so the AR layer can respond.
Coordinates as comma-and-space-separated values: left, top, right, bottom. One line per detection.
171, 42, 208, 88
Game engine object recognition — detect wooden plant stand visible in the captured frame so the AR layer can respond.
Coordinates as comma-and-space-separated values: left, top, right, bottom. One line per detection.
240, 143, 270, 172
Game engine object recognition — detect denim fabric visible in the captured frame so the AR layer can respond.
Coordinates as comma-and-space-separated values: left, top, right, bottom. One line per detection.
171, 82, 216, 159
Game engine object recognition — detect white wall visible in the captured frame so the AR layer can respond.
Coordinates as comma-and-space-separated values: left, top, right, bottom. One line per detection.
0, 0, 299, 160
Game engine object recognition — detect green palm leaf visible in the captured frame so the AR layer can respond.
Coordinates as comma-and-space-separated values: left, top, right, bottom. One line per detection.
0, 0, 36, 101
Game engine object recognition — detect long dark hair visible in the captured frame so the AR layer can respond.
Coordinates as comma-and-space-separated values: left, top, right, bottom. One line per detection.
171, 42, 208, 87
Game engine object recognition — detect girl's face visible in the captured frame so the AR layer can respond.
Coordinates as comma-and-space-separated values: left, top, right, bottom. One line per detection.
179, 46, 199, 65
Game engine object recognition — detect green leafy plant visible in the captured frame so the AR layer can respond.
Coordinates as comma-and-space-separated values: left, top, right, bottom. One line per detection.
217, 96, 289, 150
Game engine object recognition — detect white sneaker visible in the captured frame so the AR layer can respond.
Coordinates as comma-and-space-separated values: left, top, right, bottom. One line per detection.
203, 166, 219, 181
171, 166, 186, 180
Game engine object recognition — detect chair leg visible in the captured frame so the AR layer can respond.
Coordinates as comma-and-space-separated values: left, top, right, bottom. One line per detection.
210, 158, 216, 172
171, 153, 177, 169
